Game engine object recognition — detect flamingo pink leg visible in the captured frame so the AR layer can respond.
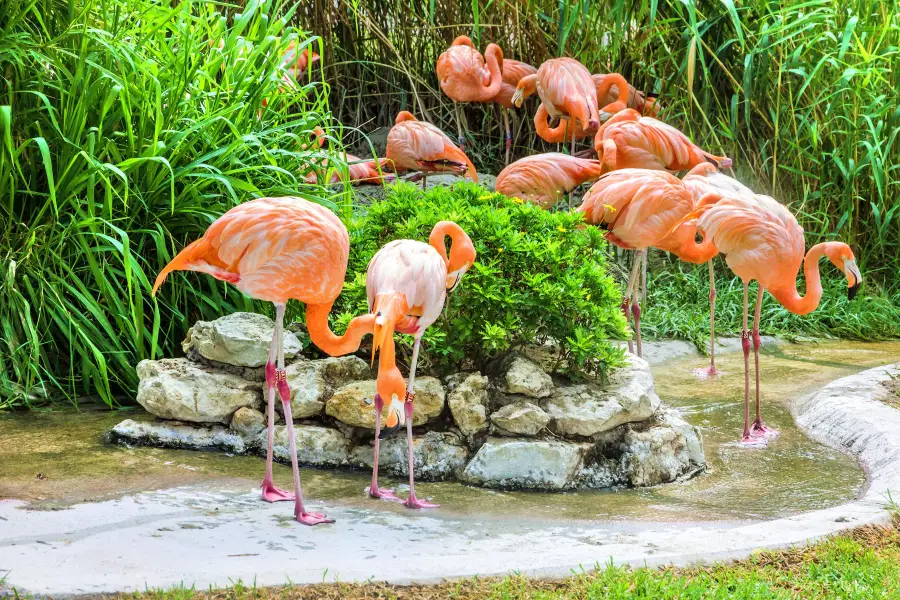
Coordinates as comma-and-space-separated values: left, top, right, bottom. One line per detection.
402, 337, 438, 510
261, 318, 294, 503
695, 260, 720, 377
367, 393, 401, 502
631, 250, 645, 358
740, 284, 765, 446
273, 304, 334, 525
623, 251, 642, 355
751, 286, 778, 438
503, 108, 512, 165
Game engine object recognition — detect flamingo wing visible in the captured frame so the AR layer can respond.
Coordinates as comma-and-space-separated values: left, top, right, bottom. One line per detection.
496, 153, 604, 208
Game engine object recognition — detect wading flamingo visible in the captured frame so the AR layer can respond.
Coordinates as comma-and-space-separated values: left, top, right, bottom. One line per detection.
495, 153, 606, 209
535, 73, 638, 144
593, 109, 732, 173
365, 222, 476, 509
152, 197, 379, 525
576, 170, 721, 357
386, 111, 477, 189
683, 195, 861, 445
513, 58, 602, 157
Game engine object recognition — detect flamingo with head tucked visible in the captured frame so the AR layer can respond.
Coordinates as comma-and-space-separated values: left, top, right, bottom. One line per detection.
364, 222, 476, 509
495, 153, 606, 209
152, 197, 379, 526
534, 73, 639, 144
386, 111, 477, 189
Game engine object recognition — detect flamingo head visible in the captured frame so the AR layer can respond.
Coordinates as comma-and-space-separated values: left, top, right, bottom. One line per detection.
376, 368, 407, 439
446, 229, 476, 292
825, 243, 862, 300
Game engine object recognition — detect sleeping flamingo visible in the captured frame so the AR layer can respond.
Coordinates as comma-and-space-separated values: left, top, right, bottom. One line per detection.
683, 194, 861, 445
152, 197, 379, 525
386, 111, 477, 189
593, 109, 732, 173
365, 222, 476, 509
302, 127, 395, 186
534, 73, 635, 144
576, 170, 721, 357
495, 153, 606, 209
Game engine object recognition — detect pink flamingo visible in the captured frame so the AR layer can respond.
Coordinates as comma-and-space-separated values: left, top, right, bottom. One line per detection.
534, 73, 637, 144
386, 111, 477, 189
495, 153, 606, 209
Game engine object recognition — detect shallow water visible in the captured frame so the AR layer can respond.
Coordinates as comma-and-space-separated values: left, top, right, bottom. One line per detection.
2, 340, 898, 524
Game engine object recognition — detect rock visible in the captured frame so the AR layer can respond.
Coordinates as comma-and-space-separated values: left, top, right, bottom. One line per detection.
460, 438, 588, 490
520, 339, 564, 372
231, 407, 266, 439
350, 431, 468, 480
108, 419, 245, 453
490, 402, 550, 436
618, 412, 706, 487
182, 312, 301, 368
542, 355, 659, 438
135, 358, 261, 424
325, 377, 445, 429
271, 425, 352, 467
503, 356, 554, 398
276, 356, 371, 419
447, 373, 489, 437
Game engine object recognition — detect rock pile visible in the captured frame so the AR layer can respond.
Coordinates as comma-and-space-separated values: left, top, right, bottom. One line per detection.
109, 313, 706, 490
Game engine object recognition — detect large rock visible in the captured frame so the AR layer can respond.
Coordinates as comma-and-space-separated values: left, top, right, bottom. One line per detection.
349, 431, 468, 480
490, 402, 550, 436
447, 373, 489, 437
182, 312, 301, 368
108, 419, 245, 453
503, 356, 554, 398
271, 425, 352, 467
618, 411, 706, 487
460, 438, 588, 490
136, 358, 261, 424
275, 356, 371, 419
325, 377, 445, 429
542, 355, 660, 438
230, 407, 266, 439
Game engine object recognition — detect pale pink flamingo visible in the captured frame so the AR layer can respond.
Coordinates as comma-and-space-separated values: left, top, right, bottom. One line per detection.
152, 197, 380, 525
534, 73, 636, 144
386, 111, 477, 189
365, 222, 476, 509
495, 153, 605, 209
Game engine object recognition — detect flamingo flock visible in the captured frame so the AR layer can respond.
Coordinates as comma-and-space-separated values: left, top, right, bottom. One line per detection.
151, 37, 862, 525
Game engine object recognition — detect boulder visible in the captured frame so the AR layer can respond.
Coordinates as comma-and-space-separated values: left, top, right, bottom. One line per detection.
618, 411, 706, 487
542, 355, 659, 438
182, 312, 301, 368
490, 401, 550, 436
276, 356, 371, 419
503, 355, 554, 398
349, 431, 468, 480
230, 407, 266, 439
460, 438, 588, 490
135, 358, 261, 424
108, 419, 245, 453
447, 373, 489, 437
326, 377, 445, 429
271, 425, 352, 467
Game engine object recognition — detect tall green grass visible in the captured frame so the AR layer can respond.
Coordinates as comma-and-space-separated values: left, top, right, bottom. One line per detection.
0, 0, 345, 408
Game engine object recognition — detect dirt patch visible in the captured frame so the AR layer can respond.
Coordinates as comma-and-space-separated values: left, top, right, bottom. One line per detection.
881, 375, 900, 409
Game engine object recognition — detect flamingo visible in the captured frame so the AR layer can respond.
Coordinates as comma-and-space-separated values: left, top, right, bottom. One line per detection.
534, 73, 637, 144
152, 197, 381, 525
302, 128, 395, 186
576, 169, 721, 357
259, 43, 319, 116
492, 55, 538, 164
593, 109, 732, 173
365, 222, 476, 509
495, 153, 606, 209
512, 58, 602, 157
681, 193, 862, 444
386, 111, 477, 189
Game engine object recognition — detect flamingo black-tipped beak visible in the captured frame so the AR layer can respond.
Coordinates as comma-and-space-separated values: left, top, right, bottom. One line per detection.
848, 273, 860, 301
378, 423, 401, 439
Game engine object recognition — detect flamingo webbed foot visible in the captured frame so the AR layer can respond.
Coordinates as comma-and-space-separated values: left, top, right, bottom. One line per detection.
739, 434, 767, 447
295, 509, 334, 526
403, 494, 439, 510
751, 420, 779, 438
693, 365, 722, 378
366, 485, 402, 502
261, 478, 295, 503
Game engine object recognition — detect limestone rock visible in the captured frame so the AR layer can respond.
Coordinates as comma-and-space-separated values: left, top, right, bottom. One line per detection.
275, 356, 371, 419
460, 438, 588, 490
350, 431, 468, 480
447, 373, 489, 437
271, 425, 352, 467
135, 358, 261, 424
618, 412, 706, 487
542, 355, 659, 438
108, 419, 245, 453
504, 356, 554, 398
182, 312, 301, 368
230, 407, 266, 439
490, 402, 550, 436
325, 377, 445, 429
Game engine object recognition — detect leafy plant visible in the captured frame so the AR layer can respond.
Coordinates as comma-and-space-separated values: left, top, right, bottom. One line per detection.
330, 182, 627, 379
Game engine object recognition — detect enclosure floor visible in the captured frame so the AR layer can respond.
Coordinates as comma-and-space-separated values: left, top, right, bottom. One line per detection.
3, 341, 900, 595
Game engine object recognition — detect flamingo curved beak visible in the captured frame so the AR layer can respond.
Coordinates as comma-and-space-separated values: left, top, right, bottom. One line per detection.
845, 259, 861, 301
378, 393, 405, 439
511, 88, 524, 108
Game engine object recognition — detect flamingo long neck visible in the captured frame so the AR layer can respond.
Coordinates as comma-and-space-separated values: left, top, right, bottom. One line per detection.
429, 223, 453, 267
596, 73, 629, 108
517, 74, 538, 101
306, 302, 376, 356
482, 44, 504, 100
768, 243, 827, 316
658, 223, 717, 264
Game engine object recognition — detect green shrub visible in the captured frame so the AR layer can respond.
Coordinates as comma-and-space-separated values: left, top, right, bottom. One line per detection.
330, 182, 627, 380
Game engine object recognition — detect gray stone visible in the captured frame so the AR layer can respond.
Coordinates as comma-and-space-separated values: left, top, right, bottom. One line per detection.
325, 377, 444, 429
275, 356, 371, 419
349, 431, 468, 481
618, 411, 706, 487
182, 312, 301, 368
271, 425, 352, 467
109, 419, 245, 453
504, 356, 554, 398
230, 407, 266, 439
490, 402, 550, 436
542, 355, 659, 438
136, 358, 261, 424
447, 373, 489, 437
460, 438, 588, 490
